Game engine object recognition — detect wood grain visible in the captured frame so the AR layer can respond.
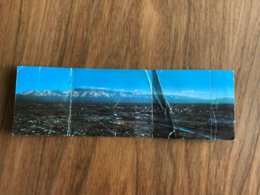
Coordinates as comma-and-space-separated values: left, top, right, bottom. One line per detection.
0, 0, 259, 194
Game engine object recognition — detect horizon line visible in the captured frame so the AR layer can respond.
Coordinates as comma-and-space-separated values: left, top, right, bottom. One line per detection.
16, 89, 234, 101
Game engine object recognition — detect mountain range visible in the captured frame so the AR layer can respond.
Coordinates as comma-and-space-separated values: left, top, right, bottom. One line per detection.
16, 89, 234, 104
16, 89, 152, 103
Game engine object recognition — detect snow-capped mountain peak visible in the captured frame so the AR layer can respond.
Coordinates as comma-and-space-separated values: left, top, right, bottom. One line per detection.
17, 88, 151, 103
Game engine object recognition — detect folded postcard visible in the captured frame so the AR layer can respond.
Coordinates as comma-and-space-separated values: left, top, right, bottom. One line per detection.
13, 66, 235, 139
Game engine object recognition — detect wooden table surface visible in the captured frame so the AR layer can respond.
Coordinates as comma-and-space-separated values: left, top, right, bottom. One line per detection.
0, 0, 259, 194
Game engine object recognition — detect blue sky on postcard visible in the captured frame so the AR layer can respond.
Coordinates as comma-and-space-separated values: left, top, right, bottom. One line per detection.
16, 67, 234, 103
72, 68, 152, 93
158, 70, 234, 101
16, 66, 72, 94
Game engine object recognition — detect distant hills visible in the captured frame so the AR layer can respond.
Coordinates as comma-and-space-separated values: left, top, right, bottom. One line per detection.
16, 89, 234, 104
165, 95, 234, 104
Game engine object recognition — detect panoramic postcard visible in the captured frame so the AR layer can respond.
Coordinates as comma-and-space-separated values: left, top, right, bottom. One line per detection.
13, 66, 235, 139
